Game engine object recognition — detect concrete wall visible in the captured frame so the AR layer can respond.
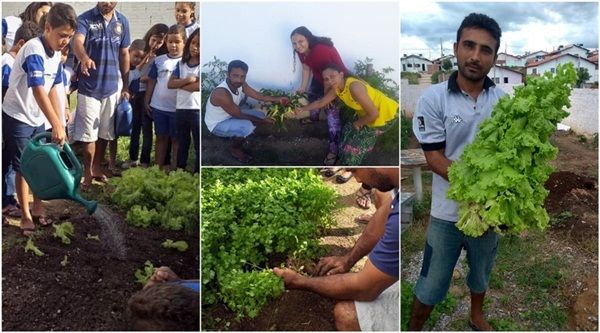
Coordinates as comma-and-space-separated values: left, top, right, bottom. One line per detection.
401, 79, 598, 136
2, 2, 199, 41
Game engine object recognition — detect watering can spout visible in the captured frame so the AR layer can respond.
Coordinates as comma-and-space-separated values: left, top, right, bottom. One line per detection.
73, 193, 98, 215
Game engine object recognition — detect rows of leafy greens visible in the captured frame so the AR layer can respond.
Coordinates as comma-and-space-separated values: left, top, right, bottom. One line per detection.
201, 169, 337, 318
447, 63, 577, 237
107, 167, 199, 233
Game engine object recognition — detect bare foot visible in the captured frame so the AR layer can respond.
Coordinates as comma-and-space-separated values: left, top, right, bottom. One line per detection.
20, 218, 36, 236
470, 314, 492, 331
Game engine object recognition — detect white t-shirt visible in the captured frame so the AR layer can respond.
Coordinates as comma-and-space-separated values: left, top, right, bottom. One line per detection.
149, 54, 181, 112
204, 80, 245, 132
2, 16, 22, 51
3, 37, 62, 127
184, 21, 200, 39
44, 65, 74, 129
2, 52, 15, 89
172, 61, 200, 110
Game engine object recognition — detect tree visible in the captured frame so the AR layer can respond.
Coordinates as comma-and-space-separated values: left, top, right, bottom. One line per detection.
442, 59, 453, 71
576, 67, 590, 88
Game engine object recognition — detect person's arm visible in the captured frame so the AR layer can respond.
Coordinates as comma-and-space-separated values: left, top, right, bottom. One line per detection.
298, 64, 311, 93
274, 259, 397, 302
119, 47, 130, 99
316, 192, 392, 276
33, 85, 65, 144
144, 79, 156, 116
424, 149, 452, 181
211, 88, 272, 125
167, 63, 195, 90
349, 81, 379, 129
180, 78, 199, 92
71, 33, 95, 77
296, 87, 337, 113
242, 83, 288, 104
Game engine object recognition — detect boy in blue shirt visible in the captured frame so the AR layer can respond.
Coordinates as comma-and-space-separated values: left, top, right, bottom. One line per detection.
2, 3, 77, 235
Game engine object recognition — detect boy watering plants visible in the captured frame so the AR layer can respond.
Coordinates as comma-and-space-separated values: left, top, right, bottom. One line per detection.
2, 3, 77, 236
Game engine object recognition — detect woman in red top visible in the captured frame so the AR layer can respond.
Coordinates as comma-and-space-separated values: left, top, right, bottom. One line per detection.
291, 26, 350, 166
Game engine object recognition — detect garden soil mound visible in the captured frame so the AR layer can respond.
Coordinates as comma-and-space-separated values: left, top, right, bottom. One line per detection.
2, 201, 199, 331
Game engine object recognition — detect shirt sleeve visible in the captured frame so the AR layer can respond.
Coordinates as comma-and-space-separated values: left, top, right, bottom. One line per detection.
368, 197, 399, 278
2, 19, 7, 39
2, 64, 11, 88
148, 61, 158, 80
120, 15, 131, 48
75, 14, 89, 36
413, 91, 446, 151
53, 63, 63, 86
22, 54, 46, 87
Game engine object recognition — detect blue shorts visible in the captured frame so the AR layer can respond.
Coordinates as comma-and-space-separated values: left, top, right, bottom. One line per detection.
414, 216, 498, 305
2, 112, 45, 173
210, 109, 266, 138
153, 108, 177, 138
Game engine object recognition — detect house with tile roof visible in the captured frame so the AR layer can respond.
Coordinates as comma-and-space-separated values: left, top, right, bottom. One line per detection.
526, 53, 598, 83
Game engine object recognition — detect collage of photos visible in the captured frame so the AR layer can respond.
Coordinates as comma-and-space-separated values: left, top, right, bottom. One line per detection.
0, 1, 599, 332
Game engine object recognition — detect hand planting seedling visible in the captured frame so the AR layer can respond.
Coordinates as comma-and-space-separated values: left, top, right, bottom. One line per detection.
24, 238, 44, 257
162, 239, 188, 252
53, 222, 75, 244
447, 63, 578, 237
259, 89, 308, 128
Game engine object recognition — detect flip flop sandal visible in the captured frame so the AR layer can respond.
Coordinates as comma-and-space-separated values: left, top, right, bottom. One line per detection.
92, 174, 109, 183
356, 189, 372, 209
21, 226, 36, 237
3, 205, 22, 218
468, 320, 483, 331
32, 215, 53, 227
320, 167, 341, 178
335, 173, 353, 184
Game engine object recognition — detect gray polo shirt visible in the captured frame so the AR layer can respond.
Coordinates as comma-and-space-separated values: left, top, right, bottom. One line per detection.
413, 72, 506, 222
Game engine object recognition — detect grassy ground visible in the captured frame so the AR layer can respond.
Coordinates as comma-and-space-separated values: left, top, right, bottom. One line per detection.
401, 169, 573, 331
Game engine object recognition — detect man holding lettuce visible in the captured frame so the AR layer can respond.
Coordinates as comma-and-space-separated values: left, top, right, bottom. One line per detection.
409, 13, 506, 331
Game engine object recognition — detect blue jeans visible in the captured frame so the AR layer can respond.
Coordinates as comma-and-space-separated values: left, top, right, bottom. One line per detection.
414, 216, 499, 305
210, 109, 265, 138
176, 109, 199, 173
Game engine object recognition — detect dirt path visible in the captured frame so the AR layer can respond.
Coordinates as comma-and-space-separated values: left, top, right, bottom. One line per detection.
203, 172, 378, 331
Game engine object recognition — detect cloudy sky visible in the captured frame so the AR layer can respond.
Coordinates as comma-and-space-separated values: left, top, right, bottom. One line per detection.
401, 2, 599, 60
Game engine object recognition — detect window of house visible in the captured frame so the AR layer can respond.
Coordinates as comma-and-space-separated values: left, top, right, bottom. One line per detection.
494, 77, 500, 84
504, 77, 508, 83
407, 63, 413, 67
550, 68, 555, 73
532, 68, 537, 74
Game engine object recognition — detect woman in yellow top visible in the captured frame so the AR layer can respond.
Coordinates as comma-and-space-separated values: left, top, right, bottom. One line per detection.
296, 63, 398, 165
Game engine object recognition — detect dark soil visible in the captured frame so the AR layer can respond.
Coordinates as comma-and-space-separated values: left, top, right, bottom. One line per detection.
201, 116, 399, 166
2, 200, 199, 331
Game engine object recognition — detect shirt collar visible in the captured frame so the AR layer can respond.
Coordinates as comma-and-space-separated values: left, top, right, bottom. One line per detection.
39, 36, 55, 57
447, 70, 495, 94
93, 6, 119, 23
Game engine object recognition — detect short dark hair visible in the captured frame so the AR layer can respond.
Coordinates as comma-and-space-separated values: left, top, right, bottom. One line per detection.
456, 13, 502, 53
14, 21, 42, 44
130, 39, 146, 51
127, 284, 199, 331
45, 3, 77, 30
167, 24, 186, 41
182, 28, 199, 65
228, 60, 248, 73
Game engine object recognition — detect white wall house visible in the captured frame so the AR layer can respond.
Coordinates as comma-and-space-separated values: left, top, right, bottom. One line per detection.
401, 54, 433, 73
526, 54, 598, 83
496, 53, 524, 67
522, 50, 548, 64
488, 65, 523, 84
553, 44, 590, 59
434, 55, 458, 71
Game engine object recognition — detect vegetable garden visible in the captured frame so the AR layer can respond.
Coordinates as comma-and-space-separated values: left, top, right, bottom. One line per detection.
201, 168, 378, 330
2, 167, 199, 331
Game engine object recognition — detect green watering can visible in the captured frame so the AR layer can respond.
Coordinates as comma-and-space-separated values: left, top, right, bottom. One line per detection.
20, 133, 97, 214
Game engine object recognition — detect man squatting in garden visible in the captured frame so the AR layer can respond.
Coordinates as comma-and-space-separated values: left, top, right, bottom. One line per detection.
408, 13, 506, 331
203, 60, 290, 162
274, 168, 399, 331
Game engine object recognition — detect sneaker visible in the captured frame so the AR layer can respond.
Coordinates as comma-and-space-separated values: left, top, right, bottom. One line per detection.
122, 160, 138, 169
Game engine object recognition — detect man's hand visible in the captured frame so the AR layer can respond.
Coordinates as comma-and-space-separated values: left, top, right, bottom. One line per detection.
121, 90, 130, 101
316, 255, 352, 276
294, 106, 306, 115
79, 56, 96, 76
144, 266, 180, 289
273, 267, 304, 289
51, 126, 66, 146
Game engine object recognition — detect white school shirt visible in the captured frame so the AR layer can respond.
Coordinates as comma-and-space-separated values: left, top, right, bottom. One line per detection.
2, 16, 22, 51
172, 61, 200, 110
3, 37, 62, 127
204, 80, 245, 132
149, 54, 181, 112
2, 52, 15, 88
44, 65, 73, 129
184, 21, 200, 39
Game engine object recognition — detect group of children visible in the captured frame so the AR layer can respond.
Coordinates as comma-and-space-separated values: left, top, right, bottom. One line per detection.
1, 2, 200, 233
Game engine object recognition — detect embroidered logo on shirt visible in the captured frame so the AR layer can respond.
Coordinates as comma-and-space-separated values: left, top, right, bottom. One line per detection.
452, 115, 463, 123
112, 22, 123, 36
417, 116, 426, 132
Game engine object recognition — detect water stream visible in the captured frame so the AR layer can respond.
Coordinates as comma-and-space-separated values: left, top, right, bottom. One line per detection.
91, 204, 127, 260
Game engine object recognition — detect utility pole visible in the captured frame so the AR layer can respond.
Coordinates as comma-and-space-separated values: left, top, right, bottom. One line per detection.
440, 38, 444, 57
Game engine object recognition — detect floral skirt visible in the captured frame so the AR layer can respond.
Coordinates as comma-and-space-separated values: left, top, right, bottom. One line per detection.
338, 115, 396, 166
